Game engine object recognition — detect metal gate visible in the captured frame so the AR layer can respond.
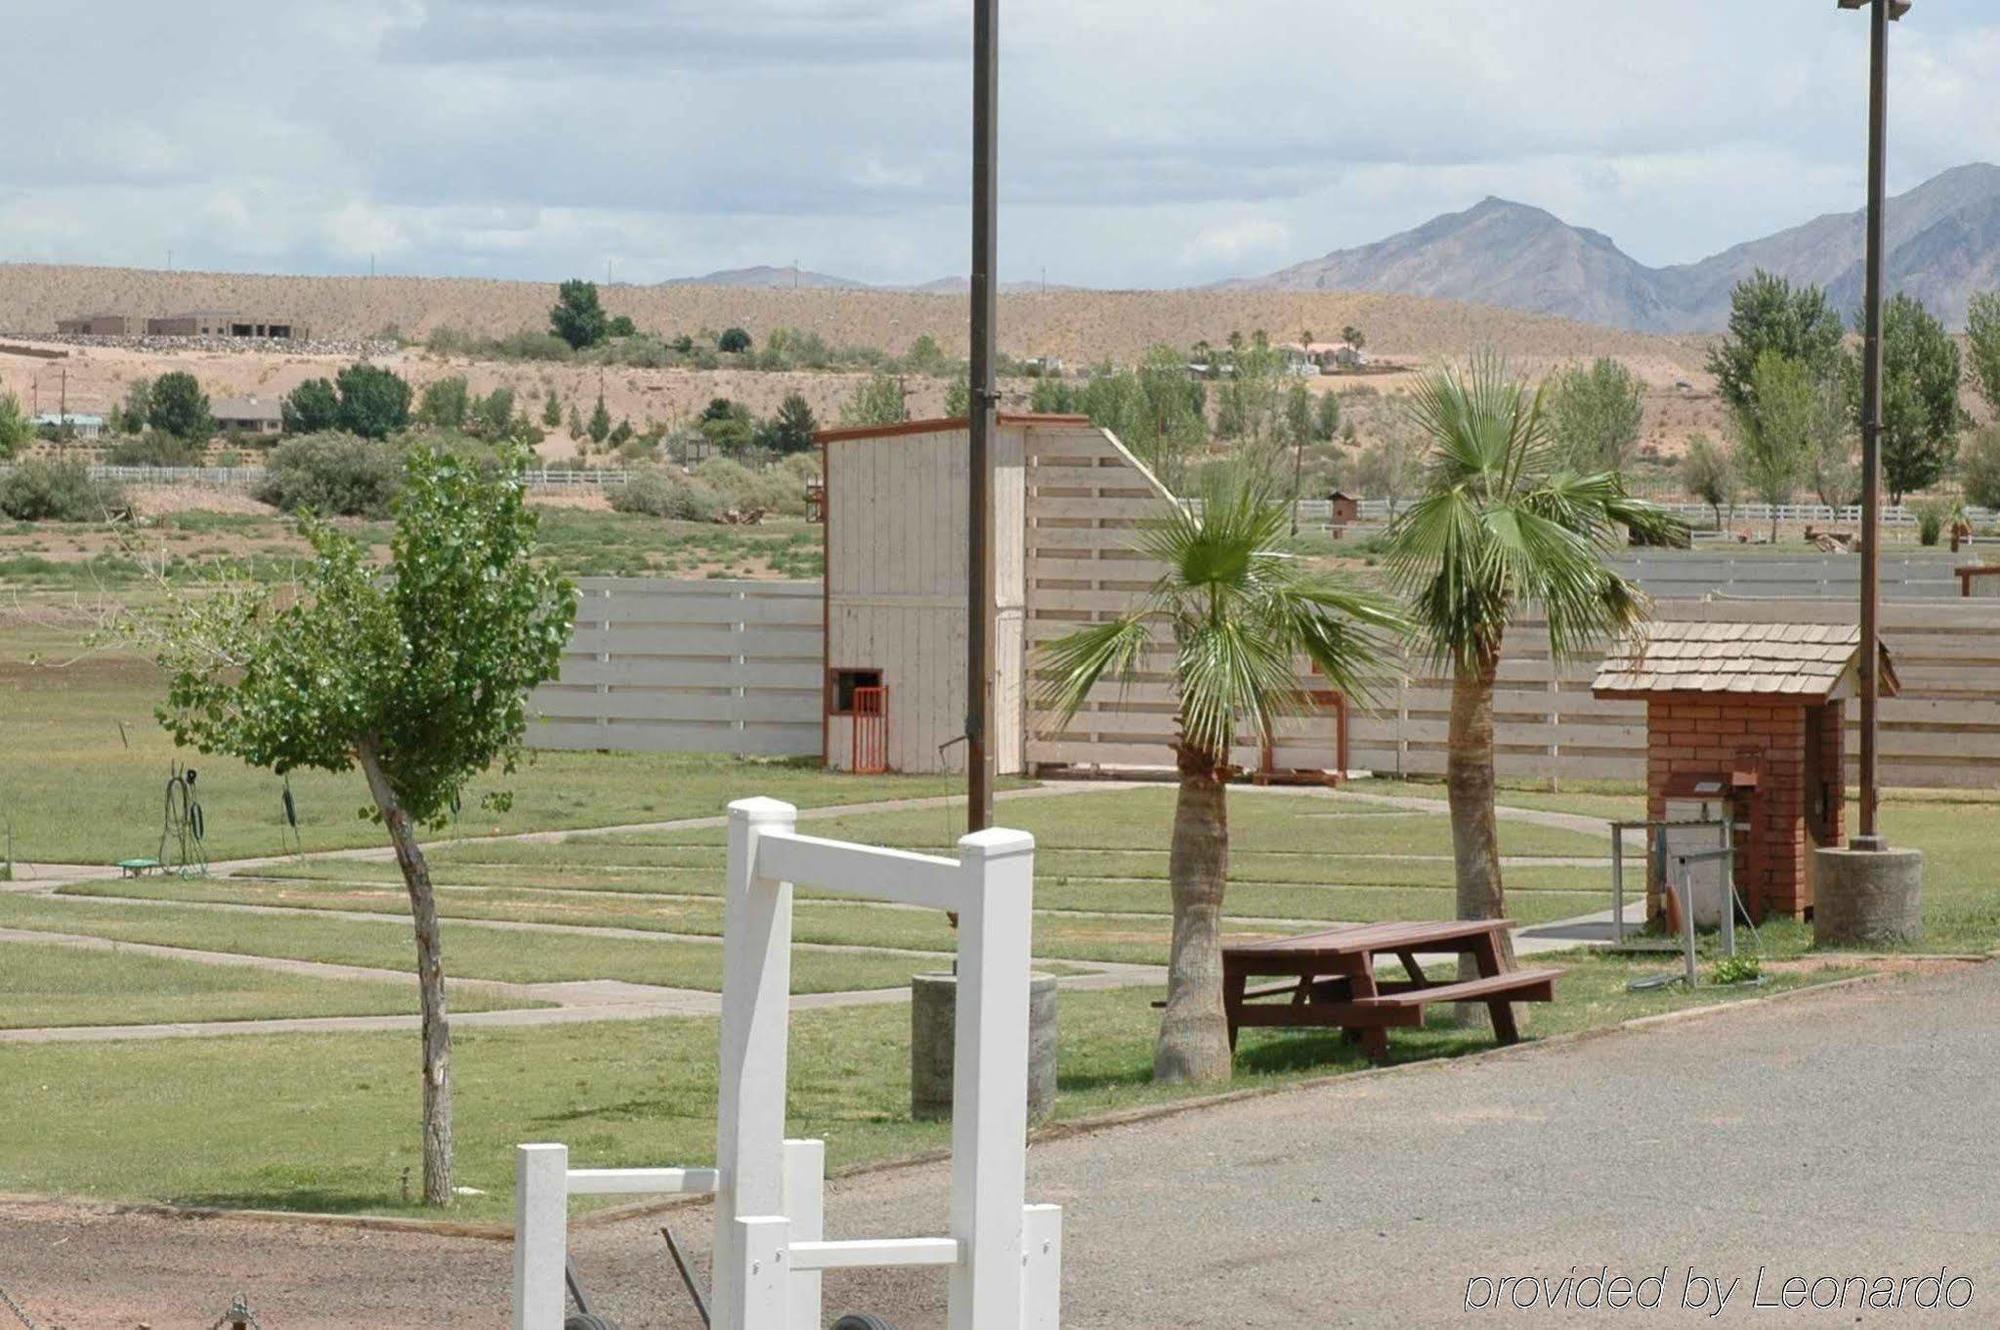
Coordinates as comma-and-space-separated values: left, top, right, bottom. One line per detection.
852, 685, 889, 774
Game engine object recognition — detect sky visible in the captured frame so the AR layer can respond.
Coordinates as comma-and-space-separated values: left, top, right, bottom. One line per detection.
5, 1, 2000, 289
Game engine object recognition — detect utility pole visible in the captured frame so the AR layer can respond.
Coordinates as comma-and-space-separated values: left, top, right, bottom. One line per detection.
966, 0, 1000, 834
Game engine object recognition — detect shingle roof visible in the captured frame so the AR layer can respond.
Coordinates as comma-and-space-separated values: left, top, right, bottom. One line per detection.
1591, 622, 1898, 700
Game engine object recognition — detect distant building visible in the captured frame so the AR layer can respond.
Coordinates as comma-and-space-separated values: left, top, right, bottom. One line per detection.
145, 311, 308, 340
212, 395, 284, 436
33, 412, 106, 440
1282, 341, 1367, 372
55, 314, 133, 336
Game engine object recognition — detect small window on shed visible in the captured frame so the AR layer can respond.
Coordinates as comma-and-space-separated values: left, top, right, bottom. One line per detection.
830, 668, 883, 715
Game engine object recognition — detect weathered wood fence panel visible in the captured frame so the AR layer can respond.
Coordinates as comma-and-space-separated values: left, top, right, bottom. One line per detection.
530, 579, 823, 757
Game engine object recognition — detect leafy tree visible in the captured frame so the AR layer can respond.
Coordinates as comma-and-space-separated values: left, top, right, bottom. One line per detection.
699, 398, 754, 454
120, 378, 154, 436
1874, 293, 1964, 502
903, 334, 948, 375
0, 458, 125, 520
550, 280, 608, 351
1735, 352, 1817, 541
773, 398, 831, 453
1075, 347, 1207, 492
609, 418, 634, 449
148, 371, 214, 441
839, 373, 909, 427
1313, 390, 1340, 443
335, 363, 414, 440
137, 446, 574, 1206
541, 391, 563, 429
587, 395, 612, 445
0, 392, 32, 460
1353, 422, 1419, 516
1968, 291, 2000, 417
1804, 358, 1859, 508
1962, 425, 2000, 510
1545, 358, 1644, 472
1282, 383, 1314, 447
417, 377, 470, 430
945, 373, 971, 417
1030, 376, 1079, 414
718, 326, 753, 354
607, 315, 637, 339
469, 387, 516, 441
1681, 433, 1737, 528
1039, 468, 1398, 1082
1707, 271, 1846, 416
1384, 357, 1676, 946
283, 378, 342, 435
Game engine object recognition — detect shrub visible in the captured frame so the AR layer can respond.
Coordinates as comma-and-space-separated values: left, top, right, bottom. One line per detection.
718, 326, 752, 354
1917, 506, 1944, 547
148, 371, 214, 441
106, 430, 207, 467
692, 456, 806, 516
611, 467, 720, 522
1963, 425, 2000, 511
0, 459, 128, 521
255, 433, 402, 517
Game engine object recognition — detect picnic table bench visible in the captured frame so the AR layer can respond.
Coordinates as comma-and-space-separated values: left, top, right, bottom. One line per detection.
1223, 920, 1561, 1064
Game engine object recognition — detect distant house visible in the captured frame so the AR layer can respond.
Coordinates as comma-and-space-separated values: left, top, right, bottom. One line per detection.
55, 314, 132, 336
212, 395, 284, 436
1283, 341, 1367, 372
33, 412, 106, 440
145, 311, 308, 340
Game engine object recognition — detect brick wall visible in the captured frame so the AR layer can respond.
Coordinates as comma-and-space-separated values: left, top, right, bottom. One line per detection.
1645, 697, 1815, 920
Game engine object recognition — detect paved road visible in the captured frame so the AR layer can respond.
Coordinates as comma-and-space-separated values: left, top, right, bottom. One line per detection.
6, 962, 1994, 1327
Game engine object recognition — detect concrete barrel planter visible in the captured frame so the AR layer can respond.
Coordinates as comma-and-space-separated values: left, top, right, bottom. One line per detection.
1813, 847, 1924, 947
911, 971, 1058, 1125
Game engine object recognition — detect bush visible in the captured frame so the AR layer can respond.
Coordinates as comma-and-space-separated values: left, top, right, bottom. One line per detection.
692, 457, 805, 516
106, 430, 206, 467
1963, 426, 2000, 511
0, 459, 128, 521
611, 467, 719, 522
1917, 507, 1944, 547
254, 433, 402, 517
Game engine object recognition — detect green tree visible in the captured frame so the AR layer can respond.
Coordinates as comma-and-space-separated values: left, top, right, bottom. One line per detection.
1681, 432, 1737, 528
607, 315, 637, 339
587, 396, 613, 445
758, 395, 819, 454
1735, 352, 1817, 541
1039, 469, 1398, 1082
1804, 358, 1859, 508
1340, 325, 1366, 351
148, 371, 214, 442
136, 446, 573, 1206
417, 376, 470, 430
283, 378, 342, 435
945, 374, 971, 417
903, 333, 947, 375
1074, 347, 1207, 492
718, 326, 753, 354
1030, 376, 1079, 414
542, 391, 563, 429
1313, 390, 1341, 443
1962, 425, 2000, 510
1874, 293, 1964, 502
698, 397, 753, 453
839, 373, 909, 427
0, 392, 32, 460
1968, 291, 2000, 417
550, 280, 608, 351
1707, 271, 1846, 416
1354, 422, 1419, 517
469, 387, 516, 441
1544, 358, 1645, 472
567, 405, 584, 438
1384, 357, 1676, 943
335, 363, 414, 440
120, 378, 154, 436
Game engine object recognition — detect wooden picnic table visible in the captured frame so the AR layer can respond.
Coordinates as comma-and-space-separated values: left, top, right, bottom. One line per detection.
1223, 920, 1562, 1064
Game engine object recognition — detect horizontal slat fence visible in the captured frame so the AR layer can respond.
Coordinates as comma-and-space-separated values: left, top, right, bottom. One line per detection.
530, 579, 822, 757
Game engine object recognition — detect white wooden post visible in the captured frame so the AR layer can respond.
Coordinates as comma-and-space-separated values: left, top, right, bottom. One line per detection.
714, 798, 799, 1330
512, 1143, 569, 1330
947, 827, 1035, 1330
783, 1138, 825, 1328
730, 1215, 792, 1330
1021, 1203, 1064, 1329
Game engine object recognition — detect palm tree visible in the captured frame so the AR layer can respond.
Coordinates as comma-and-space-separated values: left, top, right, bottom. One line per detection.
1383, 356, 1679, 935
1040, 469, 1400, 1082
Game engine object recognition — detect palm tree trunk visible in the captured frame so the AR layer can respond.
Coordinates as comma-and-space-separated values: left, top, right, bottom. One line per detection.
1155, 742, 1232, 1084
1447, 643, 1507, 1028
359, 739, 453, 1207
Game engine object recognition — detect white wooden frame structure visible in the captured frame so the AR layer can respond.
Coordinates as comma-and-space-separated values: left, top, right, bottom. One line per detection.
513, 797, 1062, 1329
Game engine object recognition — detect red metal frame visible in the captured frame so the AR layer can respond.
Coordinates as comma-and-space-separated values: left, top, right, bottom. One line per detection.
852, 684, 889, 774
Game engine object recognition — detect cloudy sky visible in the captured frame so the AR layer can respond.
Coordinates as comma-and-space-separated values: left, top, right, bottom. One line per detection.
6, 1, 1999, 288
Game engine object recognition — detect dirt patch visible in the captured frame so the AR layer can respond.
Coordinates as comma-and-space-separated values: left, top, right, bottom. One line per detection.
1764, 954, 1984, 979
526, 489, 612, 511
127, 485, 275, 518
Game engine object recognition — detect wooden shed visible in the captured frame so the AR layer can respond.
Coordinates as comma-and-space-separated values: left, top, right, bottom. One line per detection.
1592, 622, 1899, 921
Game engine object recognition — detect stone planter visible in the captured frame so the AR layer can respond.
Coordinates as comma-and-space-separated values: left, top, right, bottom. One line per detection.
1814, 847, 1924, 947
911, 971, 1058, 1125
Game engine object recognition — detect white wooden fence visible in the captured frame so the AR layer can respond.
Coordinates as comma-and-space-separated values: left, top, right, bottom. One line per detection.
512, 799, 1062, 1330
529, 580, 822, 757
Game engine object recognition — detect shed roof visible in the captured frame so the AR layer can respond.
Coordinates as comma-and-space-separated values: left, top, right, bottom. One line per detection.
1590, 621, 1898, 701
813, 413, 1091, 444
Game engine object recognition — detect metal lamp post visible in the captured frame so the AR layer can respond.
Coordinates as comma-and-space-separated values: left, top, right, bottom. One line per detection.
1838, 0, 1906, 851
967, 0, 999, 834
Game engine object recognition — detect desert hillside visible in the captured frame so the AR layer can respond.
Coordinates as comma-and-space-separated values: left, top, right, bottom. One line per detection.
0, 263, 1713, 378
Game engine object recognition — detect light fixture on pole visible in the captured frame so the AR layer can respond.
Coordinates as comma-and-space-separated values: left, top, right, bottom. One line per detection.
1839, 0, 1905, 851
966, 0, 999, 835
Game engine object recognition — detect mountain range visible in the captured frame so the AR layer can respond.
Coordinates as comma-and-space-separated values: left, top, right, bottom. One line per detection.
1220, 163, 2000, 333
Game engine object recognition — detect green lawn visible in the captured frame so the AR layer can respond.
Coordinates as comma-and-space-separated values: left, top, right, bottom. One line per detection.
0, 896, 927, 993
0, 952, 1863, 1221
0, 940, 537, 1028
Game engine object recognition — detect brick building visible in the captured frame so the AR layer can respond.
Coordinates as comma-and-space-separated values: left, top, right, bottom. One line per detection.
144, 311, 306, 339
54, 314, 133, 336
1592, 622, 1898, 921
